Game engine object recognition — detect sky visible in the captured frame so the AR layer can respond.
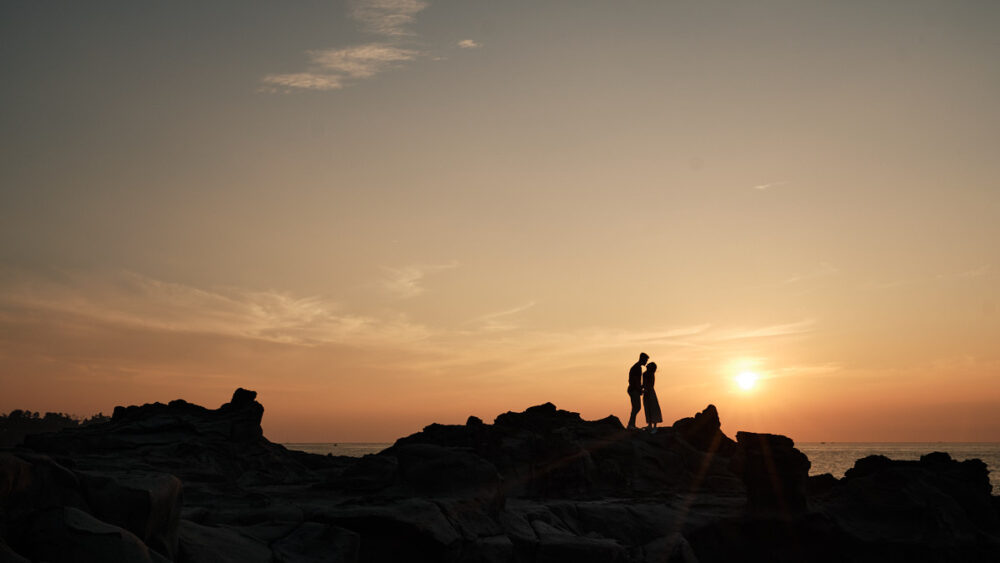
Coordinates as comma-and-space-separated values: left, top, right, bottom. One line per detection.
1, 0, 998, 442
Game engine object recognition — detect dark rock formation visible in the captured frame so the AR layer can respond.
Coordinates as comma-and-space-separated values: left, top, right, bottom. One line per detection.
671, 405, 736, 455
3, 388, 998, 562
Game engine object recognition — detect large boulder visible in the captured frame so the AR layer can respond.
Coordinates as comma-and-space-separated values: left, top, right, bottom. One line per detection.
310, 498, 462, 563
818, 451, 1000, 553
78, 471, 182, 560
18, 507, 170, 563
177, 520, 272, 563
391, 402, 744, 500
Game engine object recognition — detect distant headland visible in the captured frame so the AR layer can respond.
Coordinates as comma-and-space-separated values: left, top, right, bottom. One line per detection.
2, 388, 998, 562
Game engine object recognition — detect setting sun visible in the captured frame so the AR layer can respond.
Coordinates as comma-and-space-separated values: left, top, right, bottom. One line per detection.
736, 371, 759, 391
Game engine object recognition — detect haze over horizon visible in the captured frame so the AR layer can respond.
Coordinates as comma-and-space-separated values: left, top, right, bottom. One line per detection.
2, 1, 998, 443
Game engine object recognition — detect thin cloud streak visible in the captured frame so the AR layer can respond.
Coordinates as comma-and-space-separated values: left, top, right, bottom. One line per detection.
752, 181, 788, 190
261, 73, 345, 91
938, 265, 991, 280
457, 39, 481, 49
710, 319, 816, 341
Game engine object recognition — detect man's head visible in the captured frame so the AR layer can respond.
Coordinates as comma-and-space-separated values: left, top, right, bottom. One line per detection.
639, 352, 649, 365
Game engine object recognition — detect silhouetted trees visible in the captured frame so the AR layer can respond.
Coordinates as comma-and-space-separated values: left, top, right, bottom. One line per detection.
0, 409, 109, 447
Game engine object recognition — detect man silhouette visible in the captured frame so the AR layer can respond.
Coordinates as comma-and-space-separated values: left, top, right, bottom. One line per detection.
626, 353, 648, 429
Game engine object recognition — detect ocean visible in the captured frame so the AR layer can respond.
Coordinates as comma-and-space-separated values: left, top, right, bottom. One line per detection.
285, 442, 1000, 494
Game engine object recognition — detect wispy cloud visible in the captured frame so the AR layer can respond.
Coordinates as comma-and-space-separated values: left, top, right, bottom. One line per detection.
470, 301, 536, 331
0, 269, 428, 346
262, 43, 419, 91
310, 44, 418, 77
752, 181, 788, 191
381, 261, 458, 298
457, 39, 481, 49
350, 0, 427, 37
262, 0, 429, 92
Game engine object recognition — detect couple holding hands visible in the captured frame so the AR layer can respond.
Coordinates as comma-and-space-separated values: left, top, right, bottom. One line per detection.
626, 352, 662, 432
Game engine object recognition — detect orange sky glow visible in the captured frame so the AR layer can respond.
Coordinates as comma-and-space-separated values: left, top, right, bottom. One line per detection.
1, 1, 998, 442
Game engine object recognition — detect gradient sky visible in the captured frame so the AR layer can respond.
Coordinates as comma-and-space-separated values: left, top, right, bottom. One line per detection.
2, 1, 998, 442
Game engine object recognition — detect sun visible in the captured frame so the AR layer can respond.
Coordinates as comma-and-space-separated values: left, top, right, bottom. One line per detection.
735, 371, 759, 391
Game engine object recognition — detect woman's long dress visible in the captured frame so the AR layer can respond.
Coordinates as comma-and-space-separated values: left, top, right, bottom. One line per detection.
643, 373, 663, 425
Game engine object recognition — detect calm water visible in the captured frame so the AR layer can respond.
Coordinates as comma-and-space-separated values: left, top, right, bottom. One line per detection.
285, 442, 999, 494
286, 442, 391, 458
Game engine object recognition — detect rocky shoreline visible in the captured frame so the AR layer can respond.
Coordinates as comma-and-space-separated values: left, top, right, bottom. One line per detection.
2, 388, 998, 562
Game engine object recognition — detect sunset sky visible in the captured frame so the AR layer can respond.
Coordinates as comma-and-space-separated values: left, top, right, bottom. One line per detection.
2, 1, 998, 442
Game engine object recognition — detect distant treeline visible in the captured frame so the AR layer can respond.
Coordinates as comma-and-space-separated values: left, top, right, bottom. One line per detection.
0, 410, 110, 447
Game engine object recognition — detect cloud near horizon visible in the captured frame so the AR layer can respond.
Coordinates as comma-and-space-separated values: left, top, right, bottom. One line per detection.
0, 267, 820, 380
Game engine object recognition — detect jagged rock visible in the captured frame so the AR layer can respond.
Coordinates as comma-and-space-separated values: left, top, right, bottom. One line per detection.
391, 402, 742, 500
390, 443, 503, 510
7, 388, 1000, 563
531, 519, 627, 563
310, 498, 462, 562
227, 388, 258, 409
333, 453, 399, 492
736, 431, 810, 514
0, 452, 85, 514
494, 402, 584, 432
271, 522, 359, 563
672, 405, 738, 456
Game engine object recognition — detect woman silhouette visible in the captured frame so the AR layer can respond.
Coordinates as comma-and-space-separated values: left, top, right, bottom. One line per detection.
642, 362, 663, 433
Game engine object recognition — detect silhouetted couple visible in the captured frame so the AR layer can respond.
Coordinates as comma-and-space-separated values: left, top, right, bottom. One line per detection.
627, 352, 662, 432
